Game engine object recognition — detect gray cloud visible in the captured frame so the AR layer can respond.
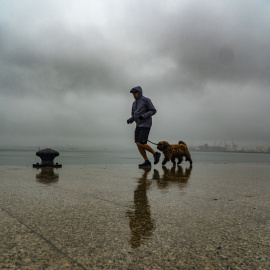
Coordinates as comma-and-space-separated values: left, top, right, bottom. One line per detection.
0, 0, 270, 149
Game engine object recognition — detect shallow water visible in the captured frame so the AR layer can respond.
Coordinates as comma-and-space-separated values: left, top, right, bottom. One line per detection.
1, 163, 269, 269
1, 148, 270, 268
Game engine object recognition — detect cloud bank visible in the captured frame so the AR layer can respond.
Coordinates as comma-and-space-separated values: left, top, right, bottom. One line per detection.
1, 0, 270, 149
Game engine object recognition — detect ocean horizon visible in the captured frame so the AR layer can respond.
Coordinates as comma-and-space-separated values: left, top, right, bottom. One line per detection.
1, 148, 270, 166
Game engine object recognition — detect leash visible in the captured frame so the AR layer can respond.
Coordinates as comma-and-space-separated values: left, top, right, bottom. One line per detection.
147, 140, 158, 145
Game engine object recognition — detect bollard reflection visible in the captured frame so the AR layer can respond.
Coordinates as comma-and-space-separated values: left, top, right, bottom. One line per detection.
35, 167, 59, 185
126, 167, 155, 248
153, 165, 192, 190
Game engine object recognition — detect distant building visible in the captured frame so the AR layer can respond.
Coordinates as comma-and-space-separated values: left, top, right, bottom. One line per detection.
255, 146, 267, 153
191, 144, 227, 152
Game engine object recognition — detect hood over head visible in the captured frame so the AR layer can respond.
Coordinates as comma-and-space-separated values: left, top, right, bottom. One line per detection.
130, 86, 143, 97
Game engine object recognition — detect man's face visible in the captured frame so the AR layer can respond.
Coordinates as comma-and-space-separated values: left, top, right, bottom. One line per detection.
132, 92, 139, 99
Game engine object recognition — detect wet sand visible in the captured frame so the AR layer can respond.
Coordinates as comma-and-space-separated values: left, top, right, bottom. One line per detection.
0, 163, 269, 269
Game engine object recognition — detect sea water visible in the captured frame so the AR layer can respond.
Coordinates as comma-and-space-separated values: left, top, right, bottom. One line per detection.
0, 148, 270, 166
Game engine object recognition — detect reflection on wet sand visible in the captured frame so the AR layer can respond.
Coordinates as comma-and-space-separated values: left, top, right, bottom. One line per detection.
126, 167, 155, 248
35, 168, 59, 185
153, 165, 192, 190
126, 165, 192, 248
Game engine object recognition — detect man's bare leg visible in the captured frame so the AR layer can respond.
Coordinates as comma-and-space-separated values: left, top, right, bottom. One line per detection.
136, 142, 148, 160
141, 143, 156, 155
136, 142, 156, 160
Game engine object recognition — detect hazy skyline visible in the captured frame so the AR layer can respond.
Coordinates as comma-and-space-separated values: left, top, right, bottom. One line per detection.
1, 0, 270, 150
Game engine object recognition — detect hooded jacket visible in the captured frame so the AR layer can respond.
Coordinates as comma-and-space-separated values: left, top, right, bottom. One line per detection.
128, 86, 156, 128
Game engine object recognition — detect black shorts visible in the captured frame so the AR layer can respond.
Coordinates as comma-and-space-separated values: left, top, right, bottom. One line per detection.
135, 127, 150, 144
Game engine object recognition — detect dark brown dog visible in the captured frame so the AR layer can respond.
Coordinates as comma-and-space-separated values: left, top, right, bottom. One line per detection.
157, 141, 193, 166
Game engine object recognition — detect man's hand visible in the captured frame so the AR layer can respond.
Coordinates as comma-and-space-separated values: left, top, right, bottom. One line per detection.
127, 119, 131, 124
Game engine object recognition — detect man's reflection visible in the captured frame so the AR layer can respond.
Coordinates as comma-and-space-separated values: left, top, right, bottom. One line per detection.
153, 165, 192, 190
126, 167, 155, 248
36, 167, 59, 185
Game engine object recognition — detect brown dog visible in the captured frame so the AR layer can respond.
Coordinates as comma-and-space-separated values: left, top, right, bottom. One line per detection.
157, 141, 193, 166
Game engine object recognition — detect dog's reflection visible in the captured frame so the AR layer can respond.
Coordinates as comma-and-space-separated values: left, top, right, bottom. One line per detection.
36, 168, 59, 185
126, 167, 155, 248
153, 165, 192, 190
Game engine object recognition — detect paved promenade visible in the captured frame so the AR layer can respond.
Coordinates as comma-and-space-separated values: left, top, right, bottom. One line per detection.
0, 163, 269, 269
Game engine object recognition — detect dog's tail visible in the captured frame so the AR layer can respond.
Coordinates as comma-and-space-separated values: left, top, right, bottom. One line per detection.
178, 141, 186, 146
178, 141, 193, 165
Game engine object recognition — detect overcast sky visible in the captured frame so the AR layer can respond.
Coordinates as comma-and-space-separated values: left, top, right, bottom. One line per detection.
1, 0, 270, 150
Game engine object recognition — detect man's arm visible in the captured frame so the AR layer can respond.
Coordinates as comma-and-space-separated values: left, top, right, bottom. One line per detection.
140, 98, 156, 119
127, 105, 135, 124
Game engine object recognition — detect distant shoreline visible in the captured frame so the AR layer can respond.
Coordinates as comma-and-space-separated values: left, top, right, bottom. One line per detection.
190, 150, 270, 154
0, 148, 270, 155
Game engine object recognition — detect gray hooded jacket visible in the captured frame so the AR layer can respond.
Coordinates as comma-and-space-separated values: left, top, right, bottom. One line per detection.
128, 86, 156, 128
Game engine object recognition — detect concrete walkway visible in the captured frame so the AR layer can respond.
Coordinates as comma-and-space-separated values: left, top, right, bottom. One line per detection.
0, 163, 269, 269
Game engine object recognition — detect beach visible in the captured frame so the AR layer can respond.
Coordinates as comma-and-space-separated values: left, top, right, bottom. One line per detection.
0, 160, 269, 269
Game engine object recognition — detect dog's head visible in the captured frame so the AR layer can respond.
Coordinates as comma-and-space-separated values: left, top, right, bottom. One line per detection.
157, 141, 170, 152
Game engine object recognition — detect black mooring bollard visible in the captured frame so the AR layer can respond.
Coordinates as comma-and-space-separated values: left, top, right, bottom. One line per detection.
33, 148, 62, 168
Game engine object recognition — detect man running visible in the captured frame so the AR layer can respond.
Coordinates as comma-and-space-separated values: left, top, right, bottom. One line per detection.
127, 86, 161, 167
